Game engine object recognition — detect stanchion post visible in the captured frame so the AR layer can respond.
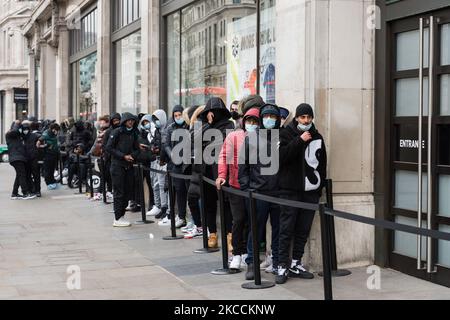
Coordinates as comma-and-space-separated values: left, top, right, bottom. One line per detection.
319, 203, 333, 300
77, 154, 82, 194
100, 157, 108, 204
136, 163, 154, 225
162, 171, 183, 239
242, 190, 274, 289
319, 179, 352, 278
89, 155, 94, 198
194, 173, 220, 253
212, 188, 241, 275
58, 152, 63, 185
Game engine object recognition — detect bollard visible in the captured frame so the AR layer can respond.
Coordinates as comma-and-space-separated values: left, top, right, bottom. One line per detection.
318, 179, 352, 278
58, 152, 64, 185
194, 173, 220, 254
136, 163, 154, 225
319, 203, 333, 301
211, 188, 241, 275
242, 191, 275, 289
163, 171, 183, 239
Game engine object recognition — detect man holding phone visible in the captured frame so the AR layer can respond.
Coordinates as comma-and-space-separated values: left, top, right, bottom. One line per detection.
106, 113, 141, 227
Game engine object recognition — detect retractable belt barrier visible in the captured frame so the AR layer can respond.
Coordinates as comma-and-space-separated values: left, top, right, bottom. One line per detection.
82, 161, 450, 300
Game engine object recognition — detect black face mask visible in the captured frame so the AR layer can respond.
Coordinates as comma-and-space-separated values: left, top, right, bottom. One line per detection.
231, 111, 241, 121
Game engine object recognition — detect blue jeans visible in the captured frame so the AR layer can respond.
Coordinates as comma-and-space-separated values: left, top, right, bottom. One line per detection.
245, 199, 280, 268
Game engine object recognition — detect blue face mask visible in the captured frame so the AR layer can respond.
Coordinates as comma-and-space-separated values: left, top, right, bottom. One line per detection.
263, 118, 277, 130
175, 118, 185, 126
154, 120, 161, 129
126, 127, 134, 132
298, 123, 312, 132
144, 123, 151, 130
245, 124, 258, 133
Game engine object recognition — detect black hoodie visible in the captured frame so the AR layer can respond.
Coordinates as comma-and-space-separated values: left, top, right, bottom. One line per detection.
5, 129, 27, 163
163, 105, 189, 169
102, 113, 122, 161
238, 104, 280, 195
279, 120, 327, 195
105, 113, 140, 168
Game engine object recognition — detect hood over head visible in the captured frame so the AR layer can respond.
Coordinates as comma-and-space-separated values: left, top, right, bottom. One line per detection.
200, 97, 231, 123
152, 109, 168, 128
120, 112, 138, 128
139, 114, 153, 131
260, 104, 281, 130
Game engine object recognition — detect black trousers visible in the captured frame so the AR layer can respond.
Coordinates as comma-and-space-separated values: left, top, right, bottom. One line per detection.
26, 159, 41, 193
111, 164, 135, 220
278, 192, 320, 267
228, 192, 248, 256
43, 154, 58, 185
68, 162, 87, 187
104, 159, 113, 192
172, 166, 188, 220
11, 161, 29, 195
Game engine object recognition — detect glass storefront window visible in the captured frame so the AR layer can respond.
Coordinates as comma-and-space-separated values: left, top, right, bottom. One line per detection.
71, 53, 98, 120
259, 0, 276, 104
115, 30, 142, 115
166, 0, 258, 110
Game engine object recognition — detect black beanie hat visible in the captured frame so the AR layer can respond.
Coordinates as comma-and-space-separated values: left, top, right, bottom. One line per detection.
296, 103, 314, 118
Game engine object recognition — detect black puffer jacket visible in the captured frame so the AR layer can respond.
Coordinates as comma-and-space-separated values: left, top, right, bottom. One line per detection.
23, 132, 40, 161
105, 113, 141, 168
68, 121, 93, 150
238, 104, 280, 195
279, 121, 327, 196
5, 130, 27, 163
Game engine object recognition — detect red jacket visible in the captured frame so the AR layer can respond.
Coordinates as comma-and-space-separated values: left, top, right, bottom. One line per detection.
218, 129, 246, 189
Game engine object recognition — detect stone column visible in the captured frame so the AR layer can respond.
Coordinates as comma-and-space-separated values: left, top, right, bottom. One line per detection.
40, 43, 57, 120
56, 25, 70, 122
141, 0, 160, 114
96, 0, 111, 118
4, 89, 14, 131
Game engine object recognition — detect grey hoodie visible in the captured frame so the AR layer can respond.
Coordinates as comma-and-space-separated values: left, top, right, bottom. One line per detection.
152, 110, 168, 129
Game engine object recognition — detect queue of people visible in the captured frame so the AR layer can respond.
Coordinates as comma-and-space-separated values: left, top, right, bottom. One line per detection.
4, 95, 327, 285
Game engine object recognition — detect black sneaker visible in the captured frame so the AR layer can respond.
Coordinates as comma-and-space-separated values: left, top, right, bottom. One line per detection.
155, 207, 167, 220
289, 263, 314, 279
23, 193, 37, 200
36, 192, 42, 198
11, 194, 24, 200
131, 204, 141, 213
245, 263, 255, 281
275, 266, 289, 284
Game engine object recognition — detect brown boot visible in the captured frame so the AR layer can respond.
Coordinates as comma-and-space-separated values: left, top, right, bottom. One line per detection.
227, 233, 233, 254
208, 233, 218, 248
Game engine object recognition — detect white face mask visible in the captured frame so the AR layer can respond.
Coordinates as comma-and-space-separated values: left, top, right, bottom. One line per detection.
298, 123, 312, 132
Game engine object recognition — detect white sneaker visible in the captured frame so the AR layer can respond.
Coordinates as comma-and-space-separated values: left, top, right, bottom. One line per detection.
146, 205, 161, 217
106, 192, 114, 200
113, 217, 131, 228
241, 254, 248, 267
184, 227, 203, 239
181, 222, 195, 233
158, 216, 171, 227
260, 254, 273, 270
229, 255, 242, 270
175, 217, 187, 228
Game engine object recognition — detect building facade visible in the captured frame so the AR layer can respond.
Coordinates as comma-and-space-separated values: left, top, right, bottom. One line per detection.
0, 0, 39, 143
18, 0, 450, 288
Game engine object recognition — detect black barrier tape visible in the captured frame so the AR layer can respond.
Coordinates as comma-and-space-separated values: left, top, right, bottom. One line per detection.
326, 208, 450, 242
67, 153, 450, 243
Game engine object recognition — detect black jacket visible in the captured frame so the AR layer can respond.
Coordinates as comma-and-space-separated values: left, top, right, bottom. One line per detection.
102, 113, 122, 162
105, 113, 140, 168
23, 132, 40, 161
279, 121, 327, 195
5, 130, 27, 163
163, 106, 189, 169
68, 122, 93, 151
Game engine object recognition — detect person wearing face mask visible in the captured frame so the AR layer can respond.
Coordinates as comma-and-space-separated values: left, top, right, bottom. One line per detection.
21, 121, 41, 197
238, 103, 281, 280
37, 123, 61, 190
105, 113, 141, 227
230, 101, 242, 129
148, 109, 171, 222
102, 113, 121, 197
276, 103, 327, 284
161, 105, 189, 228
6, 122, 36, 200
216, 107, 259, 269
135, 115, 155, 215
